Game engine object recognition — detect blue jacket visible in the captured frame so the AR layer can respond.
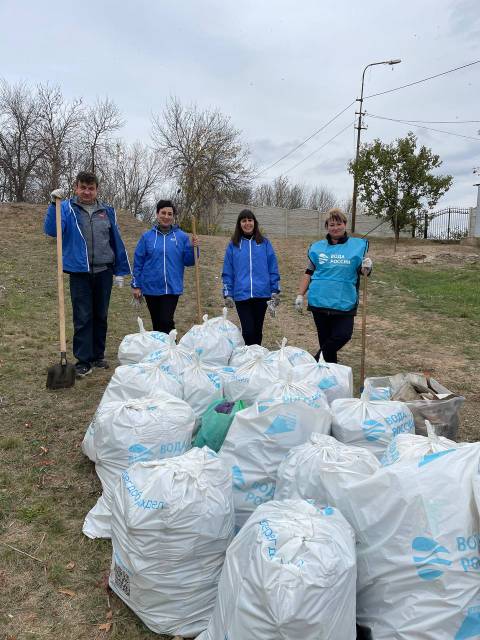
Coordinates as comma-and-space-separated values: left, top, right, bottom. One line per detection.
44, 199, 131, 276
132, 225, 196, 295
307, 236, 368, 311
222, 237, 280, 301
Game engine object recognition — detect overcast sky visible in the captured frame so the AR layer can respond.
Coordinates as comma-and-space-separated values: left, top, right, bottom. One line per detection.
1, 0, 479, 208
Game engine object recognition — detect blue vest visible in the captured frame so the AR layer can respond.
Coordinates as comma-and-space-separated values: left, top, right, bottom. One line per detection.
307, 237, 368, 311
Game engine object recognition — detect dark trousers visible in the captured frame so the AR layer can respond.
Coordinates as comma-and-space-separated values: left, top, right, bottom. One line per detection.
69, 268, 113, 365
311, 310, 354, 363
235, 298, 268, 346
144, 294, 180, 334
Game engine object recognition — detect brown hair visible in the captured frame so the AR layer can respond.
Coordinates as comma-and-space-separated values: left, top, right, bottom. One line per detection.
231, 209, 264, 246
75, 171, 99, 187
324, 207, 348, 229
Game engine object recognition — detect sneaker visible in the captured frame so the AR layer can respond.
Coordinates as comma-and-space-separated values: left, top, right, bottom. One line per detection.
75, 363, 92, 378
92, 359, 110, 370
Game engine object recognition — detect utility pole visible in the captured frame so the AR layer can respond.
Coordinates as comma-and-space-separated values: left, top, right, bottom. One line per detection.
351, 59, 401, 233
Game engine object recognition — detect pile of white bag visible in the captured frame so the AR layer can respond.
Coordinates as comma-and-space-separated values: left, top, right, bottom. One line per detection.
181, 353, 223, 423
109, 447, 234, 637
256, 361, 330, 411
221, 350, 279, 405
219, 399, 331, 529
331, 397, 415, 459
198, 499, 357, 640
99, 361, 183, 407
117, 317, 168, 364
336, 427, 480, 639
275, 433, 380, 515
180, 312, 240, 366
295, 354, 353, 404
82, 392, 195, 539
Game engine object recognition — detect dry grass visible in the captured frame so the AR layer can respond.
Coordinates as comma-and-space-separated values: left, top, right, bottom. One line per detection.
0, 202, 479, 639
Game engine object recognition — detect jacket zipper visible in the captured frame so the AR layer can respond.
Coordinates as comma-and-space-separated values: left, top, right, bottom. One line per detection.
249, 239, 253, 298
163, 234, 168, 294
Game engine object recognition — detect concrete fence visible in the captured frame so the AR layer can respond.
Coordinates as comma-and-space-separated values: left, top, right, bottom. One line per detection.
218, 202, 410, 238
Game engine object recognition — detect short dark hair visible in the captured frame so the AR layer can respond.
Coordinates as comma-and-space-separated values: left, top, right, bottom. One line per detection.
75, 171, 99, 187
156, 199, 176, 215
231, 209, 264, 246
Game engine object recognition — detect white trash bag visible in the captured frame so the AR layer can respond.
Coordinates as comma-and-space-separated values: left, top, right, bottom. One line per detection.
99, 361, 183, 408
198, 500, 357, 640
276, 433, 379, 517
109, 447, 234, 638
117, 317, 168, 365
229, 343, 270, 367
205, 307, 244, 350
381, 421, 460, 466
219, 400, 331, 530
265, 337, 316, 367
256, 360, 330, 411
295, 354, 353, 404
341, 428, 480, 639
141, 329, 193, 375
82, 393, 195, 539
181, 354, 223, 423
331, 397, 415, 460
221, 354, 279, 405
180, 314, 233, 366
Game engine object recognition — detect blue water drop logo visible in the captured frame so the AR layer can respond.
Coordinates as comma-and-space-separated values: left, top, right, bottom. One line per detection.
455, 606, 480, 639
232, 465, 246, 491
128, 443, 152, 465
412, 536, 452, 581
318, 375, 338, 390
265, 415, 297, 435
361, 419, 386, 442
418, 449, 456, 467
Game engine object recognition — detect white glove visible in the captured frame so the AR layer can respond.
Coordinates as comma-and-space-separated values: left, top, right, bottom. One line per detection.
50, 188, 65, 202
224, 296, 235, 308
271, 292, 280, 307
294, 294, 304, 313
114, 276, 124, 288
267, 299, 277, 318
361, 257, 373, 274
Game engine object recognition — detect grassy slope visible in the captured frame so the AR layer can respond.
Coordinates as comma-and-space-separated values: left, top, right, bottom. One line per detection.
0, 203, 479, 638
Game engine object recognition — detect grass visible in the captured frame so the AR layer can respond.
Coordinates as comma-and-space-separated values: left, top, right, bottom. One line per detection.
0, 202, 479, 639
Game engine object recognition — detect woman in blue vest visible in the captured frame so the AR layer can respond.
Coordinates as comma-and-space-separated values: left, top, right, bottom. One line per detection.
294, 208, 372, 363
222, 210, 280, 345
132, 199, 199, 333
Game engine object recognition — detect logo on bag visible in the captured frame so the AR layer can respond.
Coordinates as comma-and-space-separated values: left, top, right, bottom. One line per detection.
232, 465, 246, 491
412, 536, 452, 581
128, 443, 152, 464
418, 449, 455, 467
455, 606, 480, 639
265, 414, 297, 435
318, 375, 338, 390
361, 419, 386, 442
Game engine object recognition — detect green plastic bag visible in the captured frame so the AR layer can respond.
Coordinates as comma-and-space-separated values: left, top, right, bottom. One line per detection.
193, 399, 245, 452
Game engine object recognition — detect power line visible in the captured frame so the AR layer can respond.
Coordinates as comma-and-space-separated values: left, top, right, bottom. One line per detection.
369, 117, 480, 124
254, 101, 355, 179
366, 113, 480, 142
364, 60, 480, 100
281, 122, 352, 175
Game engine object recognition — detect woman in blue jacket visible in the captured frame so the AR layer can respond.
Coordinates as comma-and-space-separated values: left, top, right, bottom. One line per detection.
294, 208, 372, 363
222, 210, 280, 346
132, 200, 199, 333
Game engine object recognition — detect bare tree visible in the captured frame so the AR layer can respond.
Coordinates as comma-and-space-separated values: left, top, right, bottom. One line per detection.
0, 80, 46, 201
81, 97, 124, 174
308, 186, 337, 212
151, 97, 252, 225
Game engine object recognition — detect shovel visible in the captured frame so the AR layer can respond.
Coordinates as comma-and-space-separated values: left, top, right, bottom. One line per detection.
359, 271, 368, 389
46, 197, 76, 389
191, 215, 202, 324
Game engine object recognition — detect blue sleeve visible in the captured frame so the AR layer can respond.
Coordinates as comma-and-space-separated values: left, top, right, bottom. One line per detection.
44, 202, 65, 237
222, 243, 234, 298
266, 240, 280, 294
132, 235, 146, 289
110, 209, 131, 276
182, 233, 196, 267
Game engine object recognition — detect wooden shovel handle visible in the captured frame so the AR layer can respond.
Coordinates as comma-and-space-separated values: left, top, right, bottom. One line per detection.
359, 272, 368, 385
191, 216, 202, 323
55, 198, 67, 354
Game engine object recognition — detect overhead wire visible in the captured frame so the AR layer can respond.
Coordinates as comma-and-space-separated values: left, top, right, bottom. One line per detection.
366, 113, 480, 142
364, 60, 480, 99
254, 100, 355, 179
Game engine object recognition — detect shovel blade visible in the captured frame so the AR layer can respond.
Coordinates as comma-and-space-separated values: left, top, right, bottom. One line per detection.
46, 362, 76, 389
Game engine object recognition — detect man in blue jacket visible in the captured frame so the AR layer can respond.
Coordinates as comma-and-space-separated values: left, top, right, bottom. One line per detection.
44, 171, 131, 377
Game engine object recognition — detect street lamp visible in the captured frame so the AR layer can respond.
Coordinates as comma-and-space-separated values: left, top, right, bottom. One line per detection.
351, 59, 402, 233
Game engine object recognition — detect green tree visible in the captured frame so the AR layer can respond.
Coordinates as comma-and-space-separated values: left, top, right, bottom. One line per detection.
348, 132, 452, 239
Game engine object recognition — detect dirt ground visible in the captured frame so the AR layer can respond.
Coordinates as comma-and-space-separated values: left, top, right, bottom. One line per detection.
0, 202, 479, 639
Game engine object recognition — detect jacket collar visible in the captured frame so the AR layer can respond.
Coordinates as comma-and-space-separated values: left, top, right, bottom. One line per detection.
326, 232, 348, 245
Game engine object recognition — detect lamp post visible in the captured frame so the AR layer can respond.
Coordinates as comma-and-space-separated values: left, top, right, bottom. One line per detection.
351, 59, 401, 233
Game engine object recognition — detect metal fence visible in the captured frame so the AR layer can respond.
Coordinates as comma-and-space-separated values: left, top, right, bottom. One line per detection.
418, 208, 470, 240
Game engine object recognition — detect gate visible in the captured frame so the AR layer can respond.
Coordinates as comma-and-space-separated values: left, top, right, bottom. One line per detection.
419, 208, 470, 240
